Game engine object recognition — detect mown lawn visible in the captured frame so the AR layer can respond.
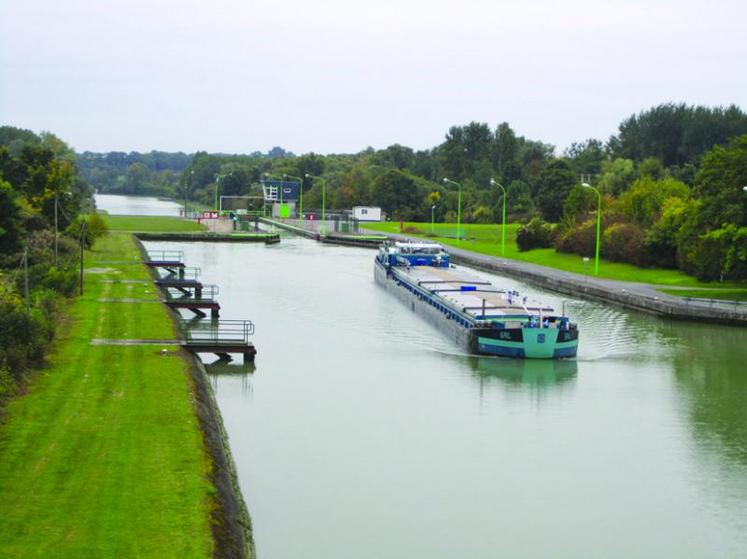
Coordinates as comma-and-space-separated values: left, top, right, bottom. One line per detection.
103, 214, 206, 232
0, 232, 215, 558
363, 221, 746, 288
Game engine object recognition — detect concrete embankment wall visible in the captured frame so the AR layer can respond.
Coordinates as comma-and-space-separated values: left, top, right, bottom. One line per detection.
259, 218, 384, 248
134, 237, 255, 558
448, 252, 747, 326
136, 231, 278, 243
361, 230, 747, 326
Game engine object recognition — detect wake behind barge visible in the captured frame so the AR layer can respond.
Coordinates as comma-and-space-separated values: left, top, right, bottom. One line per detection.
374, 241, 579, 359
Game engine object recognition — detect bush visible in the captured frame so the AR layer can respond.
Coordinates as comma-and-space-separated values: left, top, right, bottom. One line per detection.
601, 222, 646, 265
41, 267, 79, 296
87, 212, 109, 240
516, 218, 555, 251
554, 219, 597, 257
0, 285, 52, 378
64, 213, 109, 248
683, 225, 747, 281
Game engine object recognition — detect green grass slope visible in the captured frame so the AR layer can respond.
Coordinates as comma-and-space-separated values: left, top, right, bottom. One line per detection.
0, 233, 215, 558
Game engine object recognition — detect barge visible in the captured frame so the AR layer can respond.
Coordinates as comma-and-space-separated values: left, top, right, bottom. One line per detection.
374, 241, 579, 359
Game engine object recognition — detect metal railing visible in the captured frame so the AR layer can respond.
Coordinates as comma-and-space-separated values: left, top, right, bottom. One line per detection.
157, 266, 201, 280
147, 249, 184, 262
167, 284, 219, 301
181, 319, 254, 345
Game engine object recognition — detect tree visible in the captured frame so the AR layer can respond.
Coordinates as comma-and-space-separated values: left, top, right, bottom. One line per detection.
564, 138, 606, 176
692, 134, 747, 231
612, 103, 747, 166
493, 122, 519, 182
371, 144, 414, 170
124, 162, 149, 194
618, 177, 690, 225
371, 170, 423, 220
536, 159, 576, 222
0, 179, 23, 253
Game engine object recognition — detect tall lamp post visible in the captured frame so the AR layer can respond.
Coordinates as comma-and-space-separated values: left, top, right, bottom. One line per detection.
431, 204, 437, 234
442, 178, 462, 244
214, 174, 223, 211
284, 173, 305, 221
305, 173, 327, 235
582, 182, 601, 275
184, 170, 194, 219
490, 178, 507, 256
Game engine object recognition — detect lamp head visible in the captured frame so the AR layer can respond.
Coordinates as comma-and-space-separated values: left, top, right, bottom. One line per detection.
490, 178, 495, 185
304, 173, 311, 178
743, 186, 747, 192
442, 178, 449, 184
432, 204, 436, 209
582, 182, 591, 188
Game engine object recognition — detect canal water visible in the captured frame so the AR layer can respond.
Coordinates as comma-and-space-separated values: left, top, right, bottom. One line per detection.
94, 193, 183, 216
100, 196, 747, 558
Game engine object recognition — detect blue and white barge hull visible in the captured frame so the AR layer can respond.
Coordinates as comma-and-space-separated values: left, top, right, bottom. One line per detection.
374, 241, 579, 359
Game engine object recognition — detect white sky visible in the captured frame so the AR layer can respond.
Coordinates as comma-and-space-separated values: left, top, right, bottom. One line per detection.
1, 0, 745, 154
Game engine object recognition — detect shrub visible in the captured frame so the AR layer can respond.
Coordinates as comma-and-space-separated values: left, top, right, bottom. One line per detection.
41, 267, 79, 296
554, 219, 597, 257
516, 218, 555, 251
87, 212, 109, 240
683, 225, 747, 281
64, 213, 109, 248
0, 285, 51, 377
602, 222, 646, 265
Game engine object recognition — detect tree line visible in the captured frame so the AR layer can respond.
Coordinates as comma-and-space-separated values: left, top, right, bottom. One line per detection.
0, 126, 106, 409
157, 103, 747, 280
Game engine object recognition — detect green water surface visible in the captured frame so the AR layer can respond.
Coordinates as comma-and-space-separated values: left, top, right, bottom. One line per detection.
152, 236, 747, 559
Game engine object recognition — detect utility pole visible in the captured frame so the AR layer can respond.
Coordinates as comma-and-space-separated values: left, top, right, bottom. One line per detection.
23, 248, 29, 313
79, 221, 87, 295
54, 194, 59, 267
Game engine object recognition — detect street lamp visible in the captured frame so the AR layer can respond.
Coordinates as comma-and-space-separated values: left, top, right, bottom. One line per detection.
490, 178, 507, 256
284, 173, 305, 222
214, 174, 224, 211
305, 173, 327, 235
442, 178, 462, 244
184, 170, 194, 218
742, 186, 747, 192
431, 204, 437, 234
582, 182, 601, 275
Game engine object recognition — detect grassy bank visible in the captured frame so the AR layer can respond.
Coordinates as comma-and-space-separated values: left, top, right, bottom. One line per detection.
364, 221, 745, 289
0, 230, 216, 557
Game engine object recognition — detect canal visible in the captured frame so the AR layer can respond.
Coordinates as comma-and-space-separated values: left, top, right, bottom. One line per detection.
99, 196, 747, 558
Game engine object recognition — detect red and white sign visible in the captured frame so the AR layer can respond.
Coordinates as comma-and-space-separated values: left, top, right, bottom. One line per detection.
202, 211, 219, 219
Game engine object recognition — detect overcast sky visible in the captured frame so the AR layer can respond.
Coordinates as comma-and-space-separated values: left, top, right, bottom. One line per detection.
1, 0, 745, 155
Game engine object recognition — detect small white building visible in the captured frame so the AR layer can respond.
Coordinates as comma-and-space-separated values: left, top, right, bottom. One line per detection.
352, 206, 382, 222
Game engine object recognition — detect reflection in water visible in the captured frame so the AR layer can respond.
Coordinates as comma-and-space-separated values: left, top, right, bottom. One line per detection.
661, 320, 747, 468
206, 360, 255, 396
467, 355, 577, 387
